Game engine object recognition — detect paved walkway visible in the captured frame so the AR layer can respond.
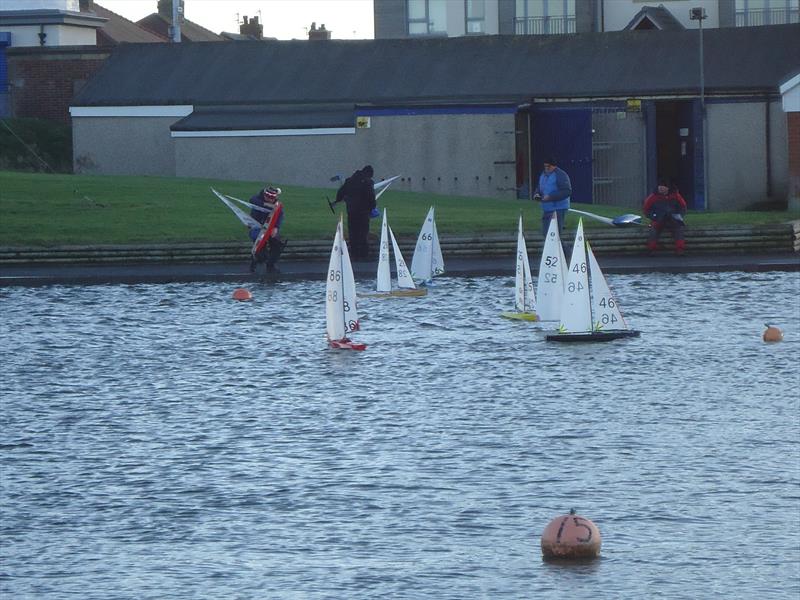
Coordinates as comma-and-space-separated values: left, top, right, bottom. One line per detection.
1, 252, 798, 287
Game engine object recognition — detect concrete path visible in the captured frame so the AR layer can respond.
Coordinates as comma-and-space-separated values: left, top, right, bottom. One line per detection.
1, 252, 798, 287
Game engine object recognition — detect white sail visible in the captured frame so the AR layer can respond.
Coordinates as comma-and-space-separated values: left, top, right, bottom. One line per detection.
514, 215, 537, 313
374, 175, 400, 200
558, 219, 593, 333
411, 206, 435, 282
326, 220, 360, 341
211, 188, 262, 229
339, 223, 360, 333
411, 206, 444, 282
431, 215, 445, 277
389, 227, 416, 290
587, 243, 628, 331
536, 213, 567, 322
376, 209, 392, 293
325, 224, 346, 341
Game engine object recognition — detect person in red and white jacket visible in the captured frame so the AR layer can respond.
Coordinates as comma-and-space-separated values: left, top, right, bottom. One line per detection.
643, 180, 688, 254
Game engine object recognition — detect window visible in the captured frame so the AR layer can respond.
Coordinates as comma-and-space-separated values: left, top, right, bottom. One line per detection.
407, 0, 448, 35
514, 0, 576, 35
735, 0, 800, 26
466, 0, 486, 34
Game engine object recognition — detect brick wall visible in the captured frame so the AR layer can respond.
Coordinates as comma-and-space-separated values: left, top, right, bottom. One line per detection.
7, 46, 111, 124
789, 112, 799, 207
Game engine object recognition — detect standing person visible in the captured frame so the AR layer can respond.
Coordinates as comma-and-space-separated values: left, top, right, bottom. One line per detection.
643, 179, 687, 254
248, 185, 285, 273
533, 157, 572, 236
336, 165, 376, 261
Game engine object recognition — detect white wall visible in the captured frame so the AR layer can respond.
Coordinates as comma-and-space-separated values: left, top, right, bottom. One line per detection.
781, 75, 800, 112
2, 24, 96, 47
174, 112, 517, 199
707, 100, 788, 210
2, 0, 80, 10
73, 116, 180, 177
603, 0, 720, 30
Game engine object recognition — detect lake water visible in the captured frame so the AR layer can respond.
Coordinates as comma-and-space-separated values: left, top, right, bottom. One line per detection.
1, 270, 799, 599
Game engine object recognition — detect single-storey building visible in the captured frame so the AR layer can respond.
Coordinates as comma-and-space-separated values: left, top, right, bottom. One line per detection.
70, 23, 799, 210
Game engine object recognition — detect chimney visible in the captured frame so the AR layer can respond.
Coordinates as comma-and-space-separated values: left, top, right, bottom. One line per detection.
79, 0, 94, 11
240, 15, 263, 39
158, 0, 171, 18
308, 22, 331, 40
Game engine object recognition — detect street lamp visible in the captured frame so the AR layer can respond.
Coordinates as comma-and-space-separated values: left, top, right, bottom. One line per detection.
690, 6, 708, 209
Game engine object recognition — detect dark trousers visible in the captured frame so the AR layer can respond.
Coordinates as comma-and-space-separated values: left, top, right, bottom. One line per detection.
647, 221, 685, 251
347, 210, 370, 259
253, 236, 283, 267
541, 209, 567, 237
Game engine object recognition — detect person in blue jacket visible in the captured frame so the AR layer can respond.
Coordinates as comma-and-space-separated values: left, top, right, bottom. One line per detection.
533, 157, 572, 236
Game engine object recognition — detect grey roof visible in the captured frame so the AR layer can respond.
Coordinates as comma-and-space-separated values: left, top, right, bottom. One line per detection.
73, 24, 800, 108
625, 5, 685, 31
171, 103, 355, 131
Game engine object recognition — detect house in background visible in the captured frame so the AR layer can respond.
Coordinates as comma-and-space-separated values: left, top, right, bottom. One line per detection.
69, 24, 798, 211
0, 0, 228, 122
136, 0, 223, 43
781, 72, 800, 209
374, 0, 799, 38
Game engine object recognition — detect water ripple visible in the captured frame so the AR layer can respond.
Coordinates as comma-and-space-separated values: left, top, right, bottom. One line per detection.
0, 272, 798, 599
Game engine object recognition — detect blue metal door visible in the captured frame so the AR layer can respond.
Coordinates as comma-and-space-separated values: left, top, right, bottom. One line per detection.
0, 33, 10, 118
531, 108, 593, 203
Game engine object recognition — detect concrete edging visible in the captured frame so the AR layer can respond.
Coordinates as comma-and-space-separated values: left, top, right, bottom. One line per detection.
1, 222, 798, 265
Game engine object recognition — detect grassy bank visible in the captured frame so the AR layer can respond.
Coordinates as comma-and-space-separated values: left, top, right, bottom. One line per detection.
1, 171, 798, 247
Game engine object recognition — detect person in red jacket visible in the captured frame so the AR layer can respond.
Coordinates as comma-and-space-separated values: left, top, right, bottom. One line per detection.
643, 180, 688, 254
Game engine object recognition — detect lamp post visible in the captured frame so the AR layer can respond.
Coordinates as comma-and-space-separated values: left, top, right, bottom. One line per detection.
690, 6, 708, 209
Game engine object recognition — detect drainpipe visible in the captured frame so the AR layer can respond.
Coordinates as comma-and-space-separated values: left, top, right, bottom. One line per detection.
766, 100, 772, 198
171, 0, 181, 43
527, 111, 533, 201
38, 24, 46, 46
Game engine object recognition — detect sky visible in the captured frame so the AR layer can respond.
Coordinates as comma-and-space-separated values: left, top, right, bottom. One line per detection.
99, 0, 375, 39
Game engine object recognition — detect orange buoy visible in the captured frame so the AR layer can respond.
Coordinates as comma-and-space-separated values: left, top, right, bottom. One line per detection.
232, 288, 253, 302
541, 509, 602, 560
763, 324, 783, 343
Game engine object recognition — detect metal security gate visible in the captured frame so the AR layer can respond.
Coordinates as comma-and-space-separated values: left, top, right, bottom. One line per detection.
591, 107, 646, 209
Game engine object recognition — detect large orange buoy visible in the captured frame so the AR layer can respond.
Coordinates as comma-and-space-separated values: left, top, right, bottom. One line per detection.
541, 509, 602, 560
763, 324, 783, 343
232, 288, 253, 302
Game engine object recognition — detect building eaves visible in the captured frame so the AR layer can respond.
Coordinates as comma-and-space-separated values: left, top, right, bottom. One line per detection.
171, 103, 356, 131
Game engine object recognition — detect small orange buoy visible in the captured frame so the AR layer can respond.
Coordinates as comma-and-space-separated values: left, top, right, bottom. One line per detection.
541, 509, 602, 560
763, 323, 783, 343
232, 288, 253, 302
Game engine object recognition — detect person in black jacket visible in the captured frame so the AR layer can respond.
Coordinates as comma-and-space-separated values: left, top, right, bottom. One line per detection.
336, 165, 376, 261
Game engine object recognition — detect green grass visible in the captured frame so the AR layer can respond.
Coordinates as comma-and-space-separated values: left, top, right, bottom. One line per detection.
1, 171, 798, 247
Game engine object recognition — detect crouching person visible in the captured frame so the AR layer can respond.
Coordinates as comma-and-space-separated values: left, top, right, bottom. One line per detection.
643, 180, 687, 255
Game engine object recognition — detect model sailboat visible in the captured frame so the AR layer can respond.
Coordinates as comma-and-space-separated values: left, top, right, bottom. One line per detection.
536, 212, 568, 323
546, 219, 640, 342
325, 219, 366, 350
210, 187, 282, 262
363, 209, 427, 298
501, 214, 538, 320
410, 206, 445, 284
